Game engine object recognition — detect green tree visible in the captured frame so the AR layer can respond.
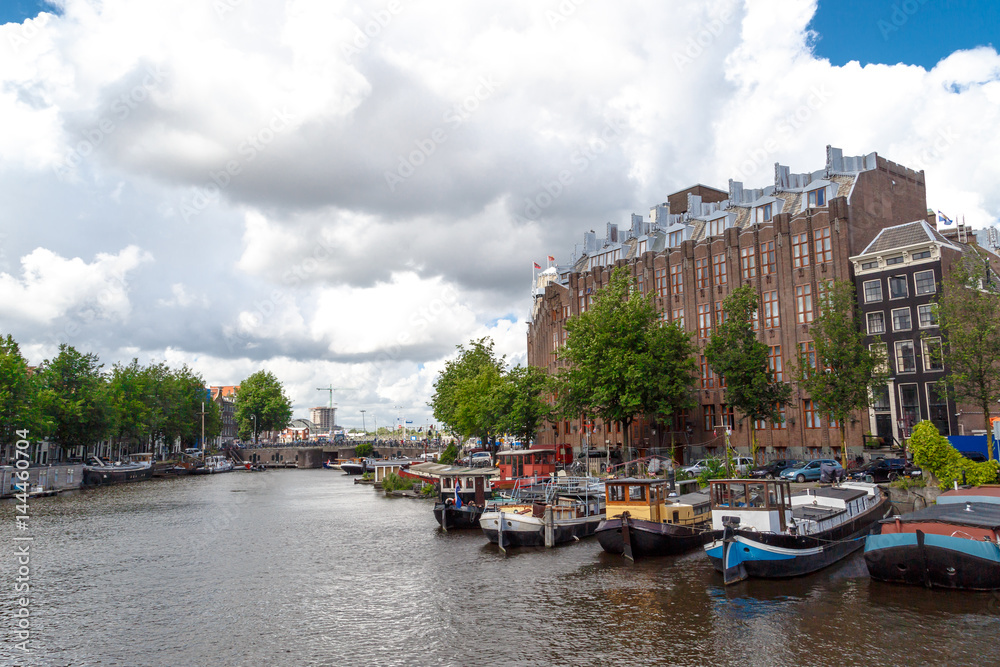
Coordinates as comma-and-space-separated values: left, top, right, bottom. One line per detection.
794, 280, 888, 468
705, 285, 791, 465
556, 266, 698, 461
36, 344, 112, 455
493, 365, 551, 445
0, 334, 45, 447
235, 370, 293, 443
933, 252, 1000, 461
430, 338, 506, 449
107, 359, 153, 453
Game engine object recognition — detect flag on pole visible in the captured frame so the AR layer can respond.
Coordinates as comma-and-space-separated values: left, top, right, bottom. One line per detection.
533, 262, 542, 269
454, 479, 462, 508
547, 255, 555, 262
937, 210, 953, 225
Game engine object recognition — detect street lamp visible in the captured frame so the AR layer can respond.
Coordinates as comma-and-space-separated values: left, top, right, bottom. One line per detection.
251, 414, 257, 446
360, 410, 367, 439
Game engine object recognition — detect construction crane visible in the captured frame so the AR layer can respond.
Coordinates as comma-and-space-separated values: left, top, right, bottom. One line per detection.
316, 385, 354, 409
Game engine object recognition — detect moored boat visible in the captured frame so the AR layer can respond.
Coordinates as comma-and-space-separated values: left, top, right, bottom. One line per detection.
82, 456, 154, 486
703, 478, 890, 584
864, 485, 1000, 590
340, 459, 366, 475
595, 478, 712, 560
480, 476, 605, 549
192, 455, 235, 474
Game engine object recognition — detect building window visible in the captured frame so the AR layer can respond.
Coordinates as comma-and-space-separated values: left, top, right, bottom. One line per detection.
918, 303, 938, 328
891, 307, 912, 332
867, 311, 885, 335
636, 272, 645, 294
703, 404, 716, 431
863, 280, 883, 303
670, 264, 683, 295
669, 230, 683, 247
914, 269, 936, 295
861, 260, 878, 270
817, 279, 832, 315
894, 340, 916, 373
923, 337, 944, 371
872, 384, 891, 411
700, 355, 716, 389
871, 342, 889, 373
577, 288, 586, 312
709, 217, 728, 236
899, 384, 920, 432
889, 276, 908, 299
751, 309, 759, 332
763, 290, 780, 328
803, 399, 821, 428
722, 404, 735, 429
760, 241, 776, 275
768, 345, 783, 382
672, 307, 684, 328
814, 227, 832, 263
772, 405, 787, 430
755, 203, 772, 223
740, 246, 757, 280
712, 253, 728, 285
698, 304, 712, 338
796, 284, 814, 324
695, 258, 709, 288
800, 341, 817, 372
655, 267, 668, 297
885, 255, 905, 266
792, 232, 811, 268
928, 384, 949, 435
912, 250, 932, 260
715, 301, 726, 328
807, 188, 826, 207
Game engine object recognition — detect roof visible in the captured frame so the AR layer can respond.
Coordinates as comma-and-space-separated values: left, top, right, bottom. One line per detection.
606, 477, 670, 485
881, 501, 1000, 530
670, 491, 710, 507
496, 448, 554, 457
806, 487, 868, 502
407, 462, 499, 477
858, 220, 959, 255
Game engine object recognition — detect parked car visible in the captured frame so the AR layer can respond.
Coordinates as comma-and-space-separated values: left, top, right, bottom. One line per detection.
680, 458, 719, 475
779, 459, 843, 483
731, 457, 754, 476
749, 459, 802, 479
469, 452, 492, 467
846, 458, 921, 483
959, 451, 988, 463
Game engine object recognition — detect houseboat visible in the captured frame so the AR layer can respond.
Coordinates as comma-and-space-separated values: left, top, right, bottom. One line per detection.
864, 485, 1000, 590
491, 444, 572, 490
430, 466, 499, 530
703, 478, 889, 584
191, 455, 235, 474
82, 456, 154, 486
595, 478, 712, 560
479, 476, 604, 549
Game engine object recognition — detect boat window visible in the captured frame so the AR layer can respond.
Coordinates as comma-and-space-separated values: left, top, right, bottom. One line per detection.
672, 510, 679, 523
747, 483, 766, 508
730, 483, 748, 507
628, 485, 646, 501
608, 485, 626, 502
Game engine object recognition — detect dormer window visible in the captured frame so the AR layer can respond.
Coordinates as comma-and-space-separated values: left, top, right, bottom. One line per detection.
912, 250, 931, 260
708, 217, 729, 236
885, 255, 904, 266
668, 230, 683, 247
807, 188, 826, 207
861, 260, 878, 270
755, 203, 773, 223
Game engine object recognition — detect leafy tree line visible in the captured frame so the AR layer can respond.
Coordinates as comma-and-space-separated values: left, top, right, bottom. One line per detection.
0, 335, 290, 458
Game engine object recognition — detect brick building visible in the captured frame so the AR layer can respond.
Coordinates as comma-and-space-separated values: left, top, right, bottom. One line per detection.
210, 385, 238, 445
527, 145, 930, 464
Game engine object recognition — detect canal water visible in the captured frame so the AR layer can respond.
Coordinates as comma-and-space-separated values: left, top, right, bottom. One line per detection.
1, 470, 998, 666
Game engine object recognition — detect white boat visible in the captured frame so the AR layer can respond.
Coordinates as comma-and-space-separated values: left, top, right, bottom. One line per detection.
480, 476, 605, 549
193, 455, 235, 474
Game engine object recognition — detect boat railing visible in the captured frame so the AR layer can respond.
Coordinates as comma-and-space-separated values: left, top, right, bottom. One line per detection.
542, 476, 603, 504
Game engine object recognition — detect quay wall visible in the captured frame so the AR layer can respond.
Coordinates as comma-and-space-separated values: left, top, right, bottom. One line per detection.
1, 464, 85, 498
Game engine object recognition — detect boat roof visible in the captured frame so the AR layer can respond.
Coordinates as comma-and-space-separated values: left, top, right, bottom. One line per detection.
606, 477, 670, 486
881, 501, 1000, 530
496, 448, 555, 456
670, 491, 710, 506
800, 487, 869, 503
938, 485, 1000, 504
408, 462, 499, 477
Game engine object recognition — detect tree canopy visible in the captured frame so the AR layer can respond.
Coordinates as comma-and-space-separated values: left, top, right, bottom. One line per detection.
705, 284, 791, 463
0, 334, 45, 444
933, 252, 1000, 461
235, 370, 293, 442
36, 344, 112, 452
555, 266, 697, 460
794, 280, 887, 467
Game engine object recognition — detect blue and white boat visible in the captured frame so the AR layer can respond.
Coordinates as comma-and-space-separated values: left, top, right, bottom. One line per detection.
703, 478, 889, 584
864, 485, 1000, 590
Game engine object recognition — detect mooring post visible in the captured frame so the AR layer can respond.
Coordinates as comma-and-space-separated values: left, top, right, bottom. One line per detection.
498, 510, 506, 555
544, 505, 554, 548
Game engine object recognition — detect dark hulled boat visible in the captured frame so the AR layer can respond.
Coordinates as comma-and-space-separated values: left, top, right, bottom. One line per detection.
595, 478, 712, 560
82, 457, 154, 486
864, 486, 1000, 590
703, 479, 890, 584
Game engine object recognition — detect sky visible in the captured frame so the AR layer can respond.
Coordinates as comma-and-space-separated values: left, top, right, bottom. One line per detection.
1, 0, 998, 432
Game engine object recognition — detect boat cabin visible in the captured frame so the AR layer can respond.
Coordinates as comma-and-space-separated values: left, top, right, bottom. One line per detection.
494, 446, 568, 487
403, 462, 498, 505
606, 478, 710, 526
710, 479, 793, 533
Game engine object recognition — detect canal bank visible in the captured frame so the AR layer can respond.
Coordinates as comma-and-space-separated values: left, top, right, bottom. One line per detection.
2, 469, 998, 666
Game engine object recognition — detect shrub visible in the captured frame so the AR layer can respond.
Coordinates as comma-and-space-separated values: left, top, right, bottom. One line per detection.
908, 420, 1000, 489
381, 471, 413, 492
361, 472, 374, 481
439, 443, 459, 465
889, 476, 926, 490
420, 483, 438, 498
354, 443, 373, 458
697, 459, 729, 487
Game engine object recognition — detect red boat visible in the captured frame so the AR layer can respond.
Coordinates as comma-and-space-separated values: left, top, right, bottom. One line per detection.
492, 444, 572, 490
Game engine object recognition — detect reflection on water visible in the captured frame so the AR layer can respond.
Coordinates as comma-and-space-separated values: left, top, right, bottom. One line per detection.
1, 470, 998, 666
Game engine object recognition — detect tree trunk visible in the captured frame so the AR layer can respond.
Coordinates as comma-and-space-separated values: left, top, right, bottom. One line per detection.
839, 422, 847, 470
984, 402, 993, 462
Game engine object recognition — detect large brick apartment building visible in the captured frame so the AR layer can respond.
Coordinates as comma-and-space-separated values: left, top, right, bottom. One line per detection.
527, 146, 934, 464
